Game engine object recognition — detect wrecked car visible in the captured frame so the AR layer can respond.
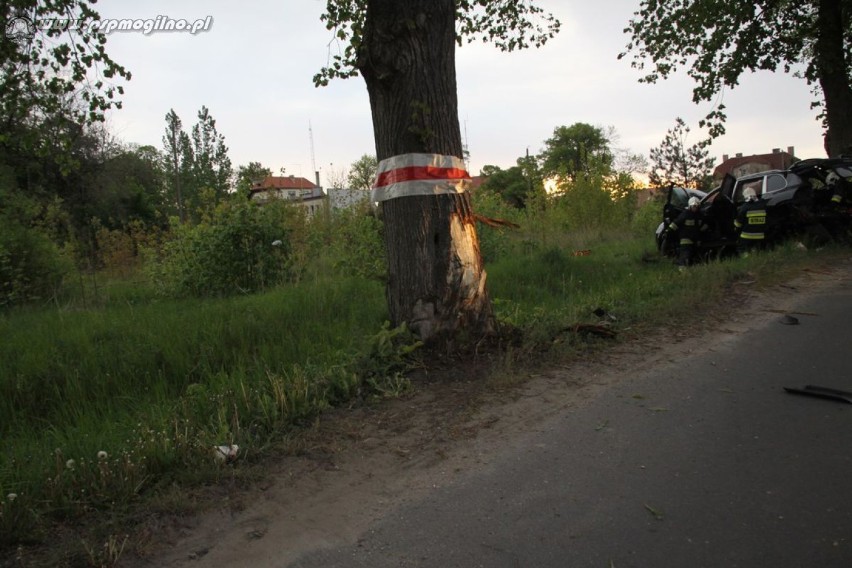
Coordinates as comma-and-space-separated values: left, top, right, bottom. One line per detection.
656, 157, 852, 260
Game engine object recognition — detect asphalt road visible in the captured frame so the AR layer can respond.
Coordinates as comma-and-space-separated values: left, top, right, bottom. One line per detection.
291, 272, 852, 568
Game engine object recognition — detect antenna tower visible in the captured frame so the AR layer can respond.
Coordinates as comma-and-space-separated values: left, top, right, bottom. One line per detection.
309, 121, 317, 174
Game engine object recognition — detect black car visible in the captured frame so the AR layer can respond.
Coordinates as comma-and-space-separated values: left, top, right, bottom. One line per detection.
656, 157, 852, 259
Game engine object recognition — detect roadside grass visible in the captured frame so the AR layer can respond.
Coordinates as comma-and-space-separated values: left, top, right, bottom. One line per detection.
0, 276, 393, 547
0, 212, 847, 560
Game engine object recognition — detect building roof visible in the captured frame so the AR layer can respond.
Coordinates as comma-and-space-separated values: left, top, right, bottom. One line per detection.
250, 175, 318, 192
713, 150, 797, 180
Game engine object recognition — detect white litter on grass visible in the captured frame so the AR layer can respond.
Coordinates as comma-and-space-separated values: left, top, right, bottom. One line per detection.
214, 444, 240, 463
795, 242, 808, 251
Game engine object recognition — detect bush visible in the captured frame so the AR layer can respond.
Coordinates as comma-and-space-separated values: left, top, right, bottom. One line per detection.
0, 188, 71, 308
147, 200, 295, 297
326, 206, 386, 280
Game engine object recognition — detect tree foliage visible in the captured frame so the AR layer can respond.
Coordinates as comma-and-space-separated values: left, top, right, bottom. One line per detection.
648, 118, 715, 190
620, 0, 852, 156
479, 154, 543, 208
162, 107, 233, 222
162, 110, 193, 223
1, 0, 130, 161
539, 123, 614, 181
191, 106, 232, 200
234, 162, 272, 197
147, 200, 294, 298
314, 1, 560, 86
346, 154, 378, 190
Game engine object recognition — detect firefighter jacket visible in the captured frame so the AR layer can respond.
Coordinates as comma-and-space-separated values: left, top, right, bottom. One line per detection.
734, 200, 767, 241
830, 178, 846, 205
668, 209, 705, 246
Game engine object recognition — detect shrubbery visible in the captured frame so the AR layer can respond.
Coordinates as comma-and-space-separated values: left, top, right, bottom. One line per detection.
0, 186, 71, 309
146, 200, 297, 297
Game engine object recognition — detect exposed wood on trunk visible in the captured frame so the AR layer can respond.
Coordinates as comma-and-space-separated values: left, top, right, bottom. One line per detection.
358, 0, 495, 341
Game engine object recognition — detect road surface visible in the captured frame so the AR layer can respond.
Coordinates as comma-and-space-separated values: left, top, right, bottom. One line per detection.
151, 261, 852, 568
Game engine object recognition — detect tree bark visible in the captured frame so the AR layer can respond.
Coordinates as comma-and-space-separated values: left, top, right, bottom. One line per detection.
816, 0, 852, 157
357, 0, 495, 342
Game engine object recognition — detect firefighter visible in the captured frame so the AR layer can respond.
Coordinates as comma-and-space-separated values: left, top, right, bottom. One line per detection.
667, 196, 705, 267
826, 171, 845, 207
734, 187, 767, 257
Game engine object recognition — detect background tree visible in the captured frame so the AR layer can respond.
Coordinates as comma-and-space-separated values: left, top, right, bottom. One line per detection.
162, 110, 193, 223
234, 162, 272, 198
325, 163, 348, 189
479, 156, 543, 208
648, 118, 716, 190
347, 154, 378, 190
317, 0, 560, 341
90, 143, 166, 228
191, 106, 232, 200
539, 123, 614, 182
620, 0, 852, 157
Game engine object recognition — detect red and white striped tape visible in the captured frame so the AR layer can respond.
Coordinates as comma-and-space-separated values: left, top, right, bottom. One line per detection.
371, 153, 471, 202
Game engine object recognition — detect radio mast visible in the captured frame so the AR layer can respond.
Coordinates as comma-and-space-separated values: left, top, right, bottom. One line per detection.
309, 121, 317, 174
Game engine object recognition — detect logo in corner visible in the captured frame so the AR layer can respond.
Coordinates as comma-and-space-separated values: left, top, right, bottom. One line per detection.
5, 16, 36, 44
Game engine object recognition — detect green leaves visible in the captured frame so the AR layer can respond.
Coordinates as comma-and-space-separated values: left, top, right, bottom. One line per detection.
2, 0, 130, 169
315, 0, 560, 87
647, 117, 715, 190
620, 0, 849, 146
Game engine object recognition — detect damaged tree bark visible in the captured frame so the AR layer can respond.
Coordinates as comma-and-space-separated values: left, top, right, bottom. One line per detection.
357, 0, 495, 341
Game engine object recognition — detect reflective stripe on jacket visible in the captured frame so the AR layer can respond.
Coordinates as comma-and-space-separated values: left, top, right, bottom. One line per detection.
669, 209, 704, 246
735, 202, 767, 241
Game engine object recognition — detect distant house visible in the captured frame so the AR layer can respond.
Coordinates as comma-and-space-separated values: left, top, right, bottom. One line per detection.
713, 147, 797, 182
249, 175, 326, 216
326, 187, 371, 210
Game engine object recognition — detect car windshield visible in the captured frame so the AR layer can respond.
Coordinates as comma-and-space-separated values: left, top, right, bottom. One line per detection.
670, 187, 706, 209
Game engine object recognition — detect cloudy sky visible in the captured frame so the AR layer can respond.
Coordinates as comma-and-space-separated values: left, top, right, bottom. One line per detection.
97, 0, 827, 186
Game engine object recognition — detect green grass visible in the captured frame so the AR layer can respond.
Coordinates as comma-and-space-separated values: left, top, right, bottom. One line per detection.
0, 275, 390, 545
0, 212, 846, 553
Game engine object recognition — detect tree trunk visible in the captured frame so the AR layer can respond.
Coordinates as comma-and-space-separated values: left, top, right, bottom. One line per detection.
816, 0, 852, 157
358, 0, 495, 342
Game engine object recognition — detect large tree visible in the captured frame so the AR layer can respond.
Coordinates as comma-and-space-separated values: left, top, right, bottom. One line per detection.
648, 118, 715, 191
539, 123, 614, 182
620, 0, 852, 158
316, 1, 559, 341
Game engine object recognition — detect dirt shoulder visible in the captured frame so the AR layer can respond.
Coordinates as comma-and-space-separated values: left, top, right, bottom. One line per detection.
120, 257, 851, 568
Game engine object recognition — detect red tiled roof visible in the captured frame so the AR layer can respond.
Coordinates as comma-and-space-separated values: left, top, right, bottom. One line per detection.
713, 152, 796, 180
251, 176, 318, 191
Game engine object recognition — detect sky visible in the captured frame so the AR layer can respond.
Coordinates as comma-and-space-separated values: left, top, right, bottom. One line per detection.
97, 0, 828, 187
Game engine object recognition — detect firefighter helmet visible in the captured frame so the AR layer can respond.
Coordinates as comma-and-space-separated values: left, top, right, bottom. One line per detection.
743, 187, 758, 202
688, 196, 700, 209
